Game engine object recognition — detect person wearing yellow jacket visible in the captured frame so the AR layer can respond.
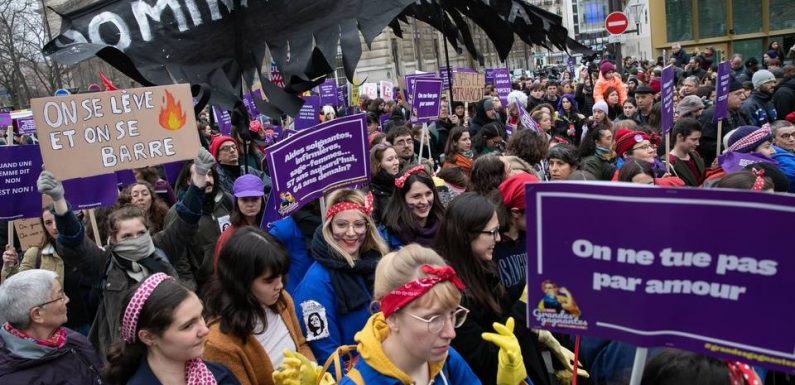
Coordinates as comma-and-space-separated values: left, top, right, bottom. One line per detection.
272, 244, 531, 385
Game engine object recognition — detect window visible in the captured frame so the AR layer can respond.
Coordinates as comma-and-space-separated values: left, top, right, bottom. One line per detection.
769, 0, 795, 31
732, 39, 763, 62
698, 0, 726, 38
666, 0, 694, 42
732, 0, 762, 35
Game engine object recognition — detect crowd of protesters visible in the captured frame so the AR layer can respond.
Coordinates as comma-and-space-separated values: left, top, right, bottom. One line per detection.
1, 41, 793, 385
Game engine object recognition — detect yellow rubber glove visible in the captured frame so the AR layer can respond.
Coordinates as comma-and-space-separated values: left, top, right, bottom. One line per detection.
536, 330, 589, 379
272, 351, 337, 385
481, 317, 527, 385
519, 286, 528, 303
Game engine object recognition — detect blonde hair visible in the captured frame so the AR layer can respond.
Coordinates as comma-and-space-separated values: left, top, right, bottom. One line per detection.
373, 244, 461, 312
322, 189, 388, 266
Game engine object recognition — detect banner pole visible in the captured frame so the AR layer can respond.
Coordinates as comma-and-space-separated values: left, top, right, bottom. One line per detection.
572, 335, 581, 385
7, 221, 14, 250
439, 5, 455, 105
628, 347, 648, 385
418, 122, 427, 165
715, 119, 723, 161
88, 209, 102, 247
665, 132, 672, 174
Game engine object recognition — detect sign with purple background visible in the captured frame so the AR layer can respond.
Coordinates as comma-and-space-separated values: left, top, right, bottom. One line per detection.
411, 78, 443, 124
63, 173, 119, 209
485, 68, 496, 86
212, 106, 232, 136
661, 65, 675, 135
0, 112, 10, 128
14, 117, 36, 135
337, 84, 348, 107
319, 79, 339, 107
0, 145, 43, 220
404, 73, 437, 105
525, 182, 795, 373
493, 68, 512, 107
295, 96, 321, 130
713, 61, 731, 124
440, 67, 453, 90
262, 113, 370, 225
242, 91, 261, 118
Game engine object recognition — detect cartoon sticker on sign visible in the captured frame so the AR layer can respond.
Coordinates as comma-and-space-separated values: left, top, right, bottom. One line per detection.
31, 84, 200, 181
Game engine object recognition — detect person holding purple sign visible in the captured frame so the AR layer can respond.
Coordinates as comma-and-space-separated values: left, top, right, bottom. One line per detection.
698, 76, 752, 166
37, 148, 214, 356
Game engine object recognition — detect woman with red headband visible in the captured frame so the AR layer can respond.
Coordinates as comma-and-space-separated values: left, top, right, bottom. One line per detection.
293, 189, 388, 366
380, 165, 446, 250
103, 273, 239, 384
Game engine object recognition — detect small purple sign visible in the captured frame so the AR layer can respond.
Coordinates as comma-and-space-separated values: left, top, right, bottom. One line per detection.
63, 173, 119, 209
337, 84, 348, 107
404, 73, 437, 106
411, 78, 444, 124
319, 79, 339, 107
713, 61, 731, 124
14, 118, 36, 135
295, 96, 321, 130
661, 65, 675, 135
525, 182, 795, 373
493, 68, 512, 107
485, 68, 496, 86
263, 114, 370, 225
379, 113, 390, 128
212, 106, 233, 136
242, 92, 260, 119
0, 145, 43, 220
0, 112, 11, 128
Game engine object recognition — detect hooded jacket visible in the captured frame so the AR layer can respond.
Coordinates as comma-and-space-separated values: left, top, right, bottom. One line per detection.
268, 215, 316, 295
773, 77, 795, 118
742, 91, 778, 126
339, 313, 481, 385
0, 327, 103, 384
469, 98, 502, 137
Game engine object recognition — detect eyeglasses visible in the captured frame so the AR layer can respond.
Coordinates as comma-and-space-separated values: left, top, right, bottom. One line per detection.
631, 144, 654, 151
778, 132, 795, 140
405, 306, 469, 334
219, 144, 238, 153
478, 227, 500, 241
31, 290, 66, 310
332, 220, 368, 233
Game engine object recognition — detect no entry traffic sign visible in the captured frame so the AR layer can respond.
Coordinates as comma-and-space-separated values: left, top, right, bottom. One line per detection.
605, 12, 629, 35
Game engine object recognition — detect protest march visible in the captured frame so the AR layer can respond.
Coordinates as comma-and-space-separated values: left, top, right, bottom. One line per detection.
0, 0, 794, 385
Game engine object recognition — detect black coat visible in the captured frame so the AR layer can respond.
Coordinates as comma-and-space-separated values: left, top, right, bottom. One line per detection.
698, 106, 752, 166
0, 328, 103, 384
774, 77, 795, 119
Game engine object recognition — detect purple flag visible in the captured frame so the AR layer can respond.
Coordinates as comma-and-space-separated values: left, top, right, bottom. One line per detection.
713, 61, 731, 124
319, 79, 339, 107
212, 106, 233, 136
518, 105, 540, 133
337, 84, 348, 107
63, 173, 119, 209
411, 78, 443, 124
14, 118, 36, 135
0, 145, 43, 220
661, 65, 675, 135
295, 96, 321, 130
718, 152, 778, 173
525, 182, 795, 373
262, 114, 370, 226
242, 92, 260, 119
493, 68, 512, 107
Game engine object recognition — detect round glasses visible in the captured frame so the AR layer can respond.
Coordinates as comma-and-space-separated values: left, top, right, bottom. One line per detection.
405, 305, 469, 334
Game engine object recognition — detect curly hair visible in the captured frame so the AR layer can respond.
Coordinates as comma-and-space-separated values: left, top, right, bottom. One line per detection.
506, 129, 548, 165
116, 182, 168, 234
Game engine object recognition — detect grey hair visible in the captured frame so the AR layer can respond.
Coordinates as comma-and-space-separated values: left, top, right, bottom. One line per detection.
0, 269, 58, 329
672, 42, 681, 49
770, 120, 794, 136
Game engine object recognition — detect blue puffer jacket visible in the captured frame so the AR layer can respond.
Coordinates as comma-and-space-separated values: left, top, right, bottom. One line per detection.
268, 216, 313, 295
771, 145, 795, 193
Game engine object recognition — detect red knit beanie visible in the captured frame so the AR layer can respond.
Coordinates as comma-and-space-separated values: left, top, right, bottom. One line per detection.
498, 172, 539, 210
209, 135, 236, 160
614, 128, 650, 157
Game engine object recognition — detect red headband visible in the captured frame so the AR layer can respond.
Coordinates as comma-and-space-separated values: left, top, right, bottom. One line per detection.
325, 191, 374, 220
394, 165, 428, 188
380, 265, 465, 318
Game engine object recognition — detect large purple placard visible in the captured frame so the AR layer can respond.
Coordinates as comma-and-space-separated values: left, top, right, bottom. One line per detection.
713, 61, 731, 124
319, 79, 339, 107
14, 118, 36, 135
493, 68, 512, 107
661, 65, 674, 135
411, 78, 443, 124
295, 96, 321, 130
264, 114, 370, 223
525, 182, 794, 373
0, 145, 43, 220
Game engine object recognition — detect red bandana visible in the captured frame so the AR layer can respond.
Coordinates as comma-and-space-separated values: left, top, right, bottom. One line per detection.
751, 168, 766, 191
325, 192, 374, 220
394, 165, 428, 188
727, 361, 761, 385
380, 265, 465, 318
3, 322, 67, 349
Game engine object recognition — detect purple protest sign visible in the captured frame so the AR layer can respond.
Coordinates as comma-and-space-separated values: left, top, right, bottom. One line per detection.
404, 73, 437, 105
212, 106, 232, 136
411, 78, 443, 124
242, 92, 260, 118
0, 112, 11, 128
337, 84, 348, 107
493, 68, 512, 107
295, 96, 321, 130
319, 79, 339, 107
163, 160, 186, 185
379, 113, 390, 128
439, 67, 452, 90
713, 61, 731, 124
567, 56, 577, 77
661, 65, 675, 135
485, 68, 496, 86
63, 173, 119, 209
262, 114, 370, 225
525, 182, 795, 373
0, 145, 43, 220
115, 169, 137, 188
14, 118, 36, 135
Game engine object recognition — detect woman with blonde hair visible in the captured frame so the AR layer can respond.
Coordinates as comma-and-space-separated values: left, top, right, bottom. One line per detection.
293, 189, 388, 365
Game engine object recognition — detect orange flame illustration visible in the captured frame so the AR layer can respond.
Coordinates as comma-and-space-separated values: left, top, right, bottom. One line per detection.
158, 90, 187, 130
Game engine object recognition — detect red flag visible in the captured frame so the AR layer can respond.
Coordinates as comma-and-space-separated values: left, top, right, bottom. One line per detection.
99, 72, 118, 91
